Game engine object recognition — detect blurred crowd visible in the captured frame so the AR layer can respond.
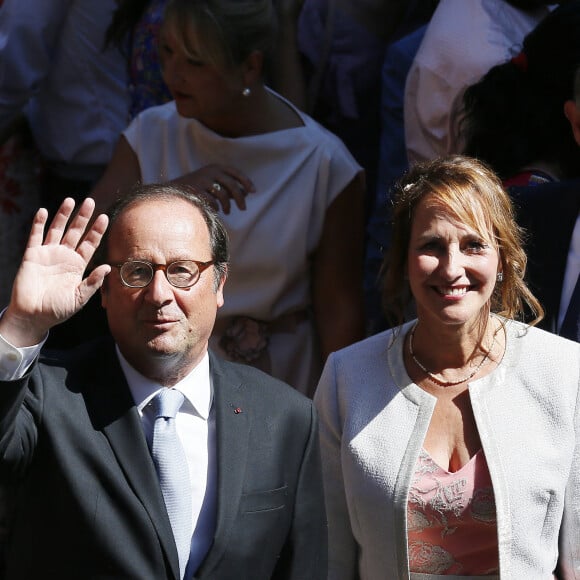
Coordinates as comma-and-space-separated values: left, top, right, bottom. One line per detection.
1, 0, 577, 349
0, 0, 579, 577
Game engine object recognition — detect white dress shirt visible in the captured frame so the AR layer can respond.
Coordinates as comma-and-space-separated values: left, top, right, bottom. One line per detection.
0, 334, 217, 576
0, 333, 41, 379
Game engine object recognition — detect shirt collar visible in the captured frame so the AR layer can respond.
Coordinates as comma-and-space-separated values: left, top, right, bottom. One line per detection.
116, 346, 213, 420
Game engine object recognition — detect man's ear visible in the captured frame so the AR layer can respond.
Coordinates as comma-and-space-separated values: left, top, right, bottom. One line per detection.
564, 99, 580, 146
216, 266, 227, 309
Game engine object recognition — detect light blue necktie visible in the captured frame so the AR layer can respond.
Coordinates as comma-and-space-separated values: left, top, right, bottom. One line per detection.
151, 388, 192, 579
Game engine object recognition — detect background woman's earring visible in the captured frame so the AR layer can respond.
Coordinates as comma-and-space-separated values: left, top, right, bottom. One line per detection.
497, 272, 503, 282
242, 87, 251, 97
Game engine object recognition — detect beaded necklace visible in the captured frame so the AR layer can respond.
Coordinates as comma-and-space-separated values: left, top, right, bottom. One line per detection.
409, 321, 498, 387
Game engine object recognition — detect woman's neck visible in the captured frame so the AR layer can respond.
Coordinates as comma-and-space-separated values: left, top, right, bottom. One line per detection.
200, 86, 304, 138
406, 315, 505, 387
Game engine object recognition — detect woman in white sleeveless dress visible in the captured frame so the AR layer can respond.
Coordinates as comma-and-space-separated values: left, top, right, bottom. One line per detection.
93, 0, 366, 396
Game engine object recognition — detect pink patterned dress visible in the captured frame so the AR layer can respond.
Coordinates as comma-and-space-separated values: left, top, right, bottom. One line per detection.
407, 448, 499, 576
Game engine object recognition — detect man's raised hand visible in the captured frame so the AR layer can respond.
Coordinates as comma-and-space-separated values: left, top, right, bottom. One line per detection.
0, 198, 111, 347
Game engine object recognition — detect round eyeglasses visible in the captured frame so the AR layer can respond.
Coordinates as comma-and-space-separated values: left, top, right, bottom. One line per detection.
112, 260, 214, 288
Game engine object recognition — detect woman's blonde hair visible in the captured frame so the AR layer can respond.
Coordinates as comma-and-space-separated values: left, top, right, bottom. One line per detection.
382, 155, 544, 328
161, 0, 274, 72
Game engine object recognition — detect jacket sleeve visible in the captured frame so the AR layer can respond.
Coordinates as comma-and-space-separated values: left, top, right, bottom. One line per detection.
0, 369, 40, 477
314, 354, 359, 580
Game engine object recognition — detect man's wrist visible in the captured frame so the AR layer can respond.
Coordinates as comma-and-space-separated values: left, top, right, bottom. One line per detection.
0, 307, 49, 348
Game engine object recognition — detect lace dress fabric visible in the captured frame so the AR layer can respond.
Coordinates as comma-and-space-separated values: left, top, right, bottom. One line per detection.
407, 449, 499, 576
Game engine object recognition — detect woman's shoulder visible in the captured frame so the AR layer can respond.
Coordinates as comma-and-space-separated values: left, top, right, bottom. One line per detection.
123, 101, 184, 150
505, 319, 580, 366
329, 324, 408, 365
267, 88, 359, 154
129, 101, 180, 126
124, 101, 202, 150
507, 318, 578, 346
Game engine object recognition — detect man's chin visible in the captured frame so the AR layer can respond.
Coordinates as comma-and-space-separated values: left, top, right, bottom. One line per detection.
144, 338, 180, 358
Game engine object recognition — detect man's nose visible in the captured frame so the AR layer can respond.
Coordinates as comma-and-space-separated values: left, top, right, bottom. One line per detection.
143, 270, 174, 304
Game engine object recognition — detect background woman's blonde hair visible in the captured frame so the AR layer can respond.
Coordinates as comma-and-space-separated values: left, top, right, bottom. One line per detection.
162, 0, 274, 72
382, 155, 544, 329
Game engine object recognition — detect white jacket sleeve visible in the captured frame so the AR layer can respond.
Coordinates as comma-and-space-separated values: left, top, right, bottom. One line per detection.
315, 353, 359, 580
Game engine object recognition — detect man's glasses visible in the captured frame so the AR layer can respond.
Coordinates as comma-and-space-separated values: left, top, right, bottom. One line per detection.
112, 260, 214, 288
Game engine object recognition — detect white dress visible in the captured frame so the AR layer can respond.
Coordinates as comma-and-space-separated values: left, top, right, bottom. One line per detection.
123, 91, 362, 394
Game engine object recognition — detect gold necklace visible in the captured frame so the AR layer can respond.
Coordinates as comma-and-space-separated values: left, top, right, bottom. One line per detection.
409, 321, 497, 387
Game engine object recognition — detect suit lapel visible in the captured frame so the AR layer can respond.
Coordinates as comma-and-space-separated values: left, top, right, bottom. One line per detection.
546, 190, 580, 318
81, 341, 180, 580
196, 352, 251, 577
511, 183, 580, 331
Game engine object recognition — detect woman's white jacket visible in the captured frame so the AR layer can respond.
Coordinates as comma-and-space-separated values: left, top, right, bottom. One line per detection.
314, 319, 580, 579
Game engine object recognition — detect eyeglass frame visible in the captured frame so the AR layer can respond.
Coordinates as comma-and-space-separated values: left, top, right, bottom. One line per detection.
111, 259, 215, 288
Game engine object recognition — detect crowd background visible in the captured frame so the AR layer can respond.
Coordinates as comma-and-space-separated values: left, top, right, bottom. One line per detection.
0, 0, 579, 576
1, 0, 577, 347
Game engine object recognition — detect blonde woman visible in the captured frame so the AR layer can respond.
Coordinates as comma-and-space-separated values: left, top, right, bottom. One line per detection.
93, 0, 365, 396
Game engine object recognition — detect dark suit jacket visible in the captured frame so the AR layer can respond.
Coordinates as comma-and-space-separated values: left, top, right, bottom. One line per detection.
0, 339, 327, 579
509, 179, 580, 334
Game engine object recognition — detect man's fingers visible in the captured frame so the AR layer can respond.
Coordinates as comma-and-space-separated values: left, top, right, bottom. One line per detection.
80, 264, 111, 303
43, 198, 76, 245
61, 198, 98, 249
25, 208, 49, 249
76, 213, 109, 263
30, 198, 107, 263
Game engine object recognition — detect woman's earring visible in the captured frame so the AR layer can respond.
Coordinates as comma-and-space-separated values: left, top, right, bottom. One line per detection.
497, 272, 503, 283
242, 87, 251, 97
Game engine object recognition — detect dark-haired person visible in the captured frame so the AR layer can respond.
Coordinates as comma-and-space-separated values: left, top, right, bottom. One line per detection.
0, 186, 326, 579
506, 65, 580, 342
461, 0, 580, 184
404, 0, 556, 164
